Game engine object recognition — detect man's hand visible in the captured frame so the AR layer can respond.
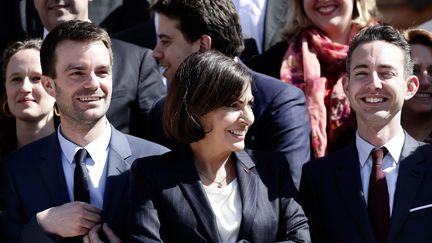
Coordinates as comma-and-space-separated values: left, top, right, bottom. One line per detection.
36, 201, 102, 237
83, 223, 122, 243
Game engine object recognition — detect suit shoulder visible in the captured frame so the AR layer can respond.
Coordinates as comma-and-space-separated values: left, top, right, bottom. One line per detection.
124, 133, 169, 153
131, 150, 176, 175
243, 149, 289, 172
5, 134, 55, 169
250, 69, 304, 99
303, 147, 353, 173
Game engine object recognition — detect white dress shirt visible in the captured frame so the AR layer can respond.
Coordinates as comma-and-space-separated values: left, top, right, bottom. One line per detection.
356, 128, 405, 214
233, 0, 267, 54
58, 121, 111, 210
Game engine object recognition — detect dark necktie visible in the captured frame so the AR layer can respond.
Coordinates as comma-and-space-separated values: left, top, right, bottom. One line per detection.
74, 148, 90, 203
368, 147, 390, 243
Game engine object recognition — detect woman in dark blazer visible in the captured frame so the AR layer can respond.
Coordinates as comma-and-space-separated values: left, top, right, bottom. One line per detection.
128, 51, 310, 243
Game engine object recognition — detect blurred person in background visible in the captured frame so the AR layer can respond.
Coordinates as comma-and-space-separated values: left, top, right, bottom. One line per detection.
0, 39, 56, 159
402, 28, 432, 143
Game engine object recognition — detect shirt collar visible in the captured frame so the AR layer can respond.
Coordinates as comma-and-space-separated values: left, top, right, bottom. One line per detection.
58, 121, 111, 164
356, 128, 405, 167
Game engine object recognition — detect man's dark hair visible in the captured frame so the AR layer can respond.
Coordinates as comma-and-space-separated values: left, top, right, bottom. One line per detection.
40, 20, 112, 78
347, 24, 413, 78
163, 51, 252, 143
151, 0, 244, 58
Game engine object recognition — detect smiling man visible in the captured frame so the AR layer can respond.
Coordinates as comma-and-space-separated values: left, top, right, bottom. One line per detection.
0, 20, 168, 243
299, 25, 432, 243
402, 28, 432, 143
30, 0, 166, 139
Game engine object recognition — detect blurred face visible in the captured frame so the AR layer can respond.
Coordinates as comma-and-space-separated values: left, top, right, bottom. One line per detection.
153, 14, 201, 83
403, 43, 432, 114
43, 40, 112, 127
33, 0, 89, 31
198, 84, 254, 153
303, 0, 354, 40
344, 41, 418, 129
5, 48, 55, 122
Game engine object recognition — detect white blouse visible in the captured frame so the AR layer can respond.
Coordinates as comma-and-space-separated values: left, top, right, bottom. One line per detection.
203, 179, 242, 242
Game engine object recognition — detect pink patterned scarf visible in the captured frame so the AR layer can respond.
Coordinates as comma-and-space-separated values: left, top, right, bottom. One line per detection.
280, 27, 355, 158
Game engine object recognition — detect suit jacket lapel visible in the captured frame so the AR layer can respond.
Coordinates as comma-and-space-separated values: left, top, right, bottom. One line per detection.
102, 127, 131, 219
335, 144, 376, 243
39, 133, 70, 206
177, 148, 221, 242
235, 150, 258, 239
387, 133, 425, 243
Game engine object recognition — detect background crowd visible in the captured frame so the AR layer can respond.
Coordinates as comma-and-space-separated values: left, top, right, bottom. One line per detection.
0, 0, 432, 242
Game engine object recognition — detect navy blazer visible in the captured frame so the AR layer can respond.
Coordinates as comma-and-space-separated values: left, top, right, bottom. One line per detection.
128, 148, 310, 242
146, 66, 311, 189
300, 133, 432, 243
108, 38, 166, 138
0, 125, 169, 242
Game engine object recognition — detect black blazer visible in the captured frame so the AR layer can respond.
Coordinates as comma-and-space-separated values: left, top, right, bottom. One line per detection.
246, 41, 288, 79
108, 38, 166, 138
128, 148, 310, 242
299, 133, 432, 243
146, 65, 311, 189
0, 125, 169, 242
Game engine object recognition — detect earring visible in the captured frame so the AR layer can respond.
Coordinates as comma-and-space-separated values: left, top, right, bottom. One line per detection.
2, 101, 13, 117
54, 103, 60, 117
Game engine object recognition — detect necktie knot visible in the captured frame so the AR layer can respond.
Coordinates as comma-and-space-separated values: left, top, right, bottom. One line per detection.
74, 148, 88, 165
371, 147, 387, 167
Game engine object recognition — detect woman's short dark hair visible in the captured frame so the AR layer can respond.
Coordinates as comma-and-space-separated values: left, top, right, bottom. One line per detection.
163, 51, 252, 144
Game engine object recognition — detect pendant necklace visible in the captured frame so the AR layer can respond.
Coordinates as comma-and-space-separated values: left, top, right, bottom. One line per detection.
197, 159, 234, 188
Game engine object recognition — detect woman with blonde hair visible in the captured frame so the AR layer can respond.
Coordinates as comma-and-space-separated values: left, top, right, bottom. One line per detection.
249, 0, 380, 157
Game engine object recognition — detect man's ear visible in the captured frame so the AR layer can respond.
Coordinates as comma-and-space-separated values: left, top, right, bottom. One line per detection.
42, 75, 56, 98
405, 75, 419, 100
342, 75, 349, 95
199, 34, 212, 52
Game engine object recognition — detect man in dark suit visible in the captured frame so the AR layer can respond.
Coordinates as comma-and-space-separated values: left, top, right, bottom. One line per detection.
0, 20, 168, 242
29, 0, 166, 138
299, 25, 432, 243
147, 0, 311, 189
